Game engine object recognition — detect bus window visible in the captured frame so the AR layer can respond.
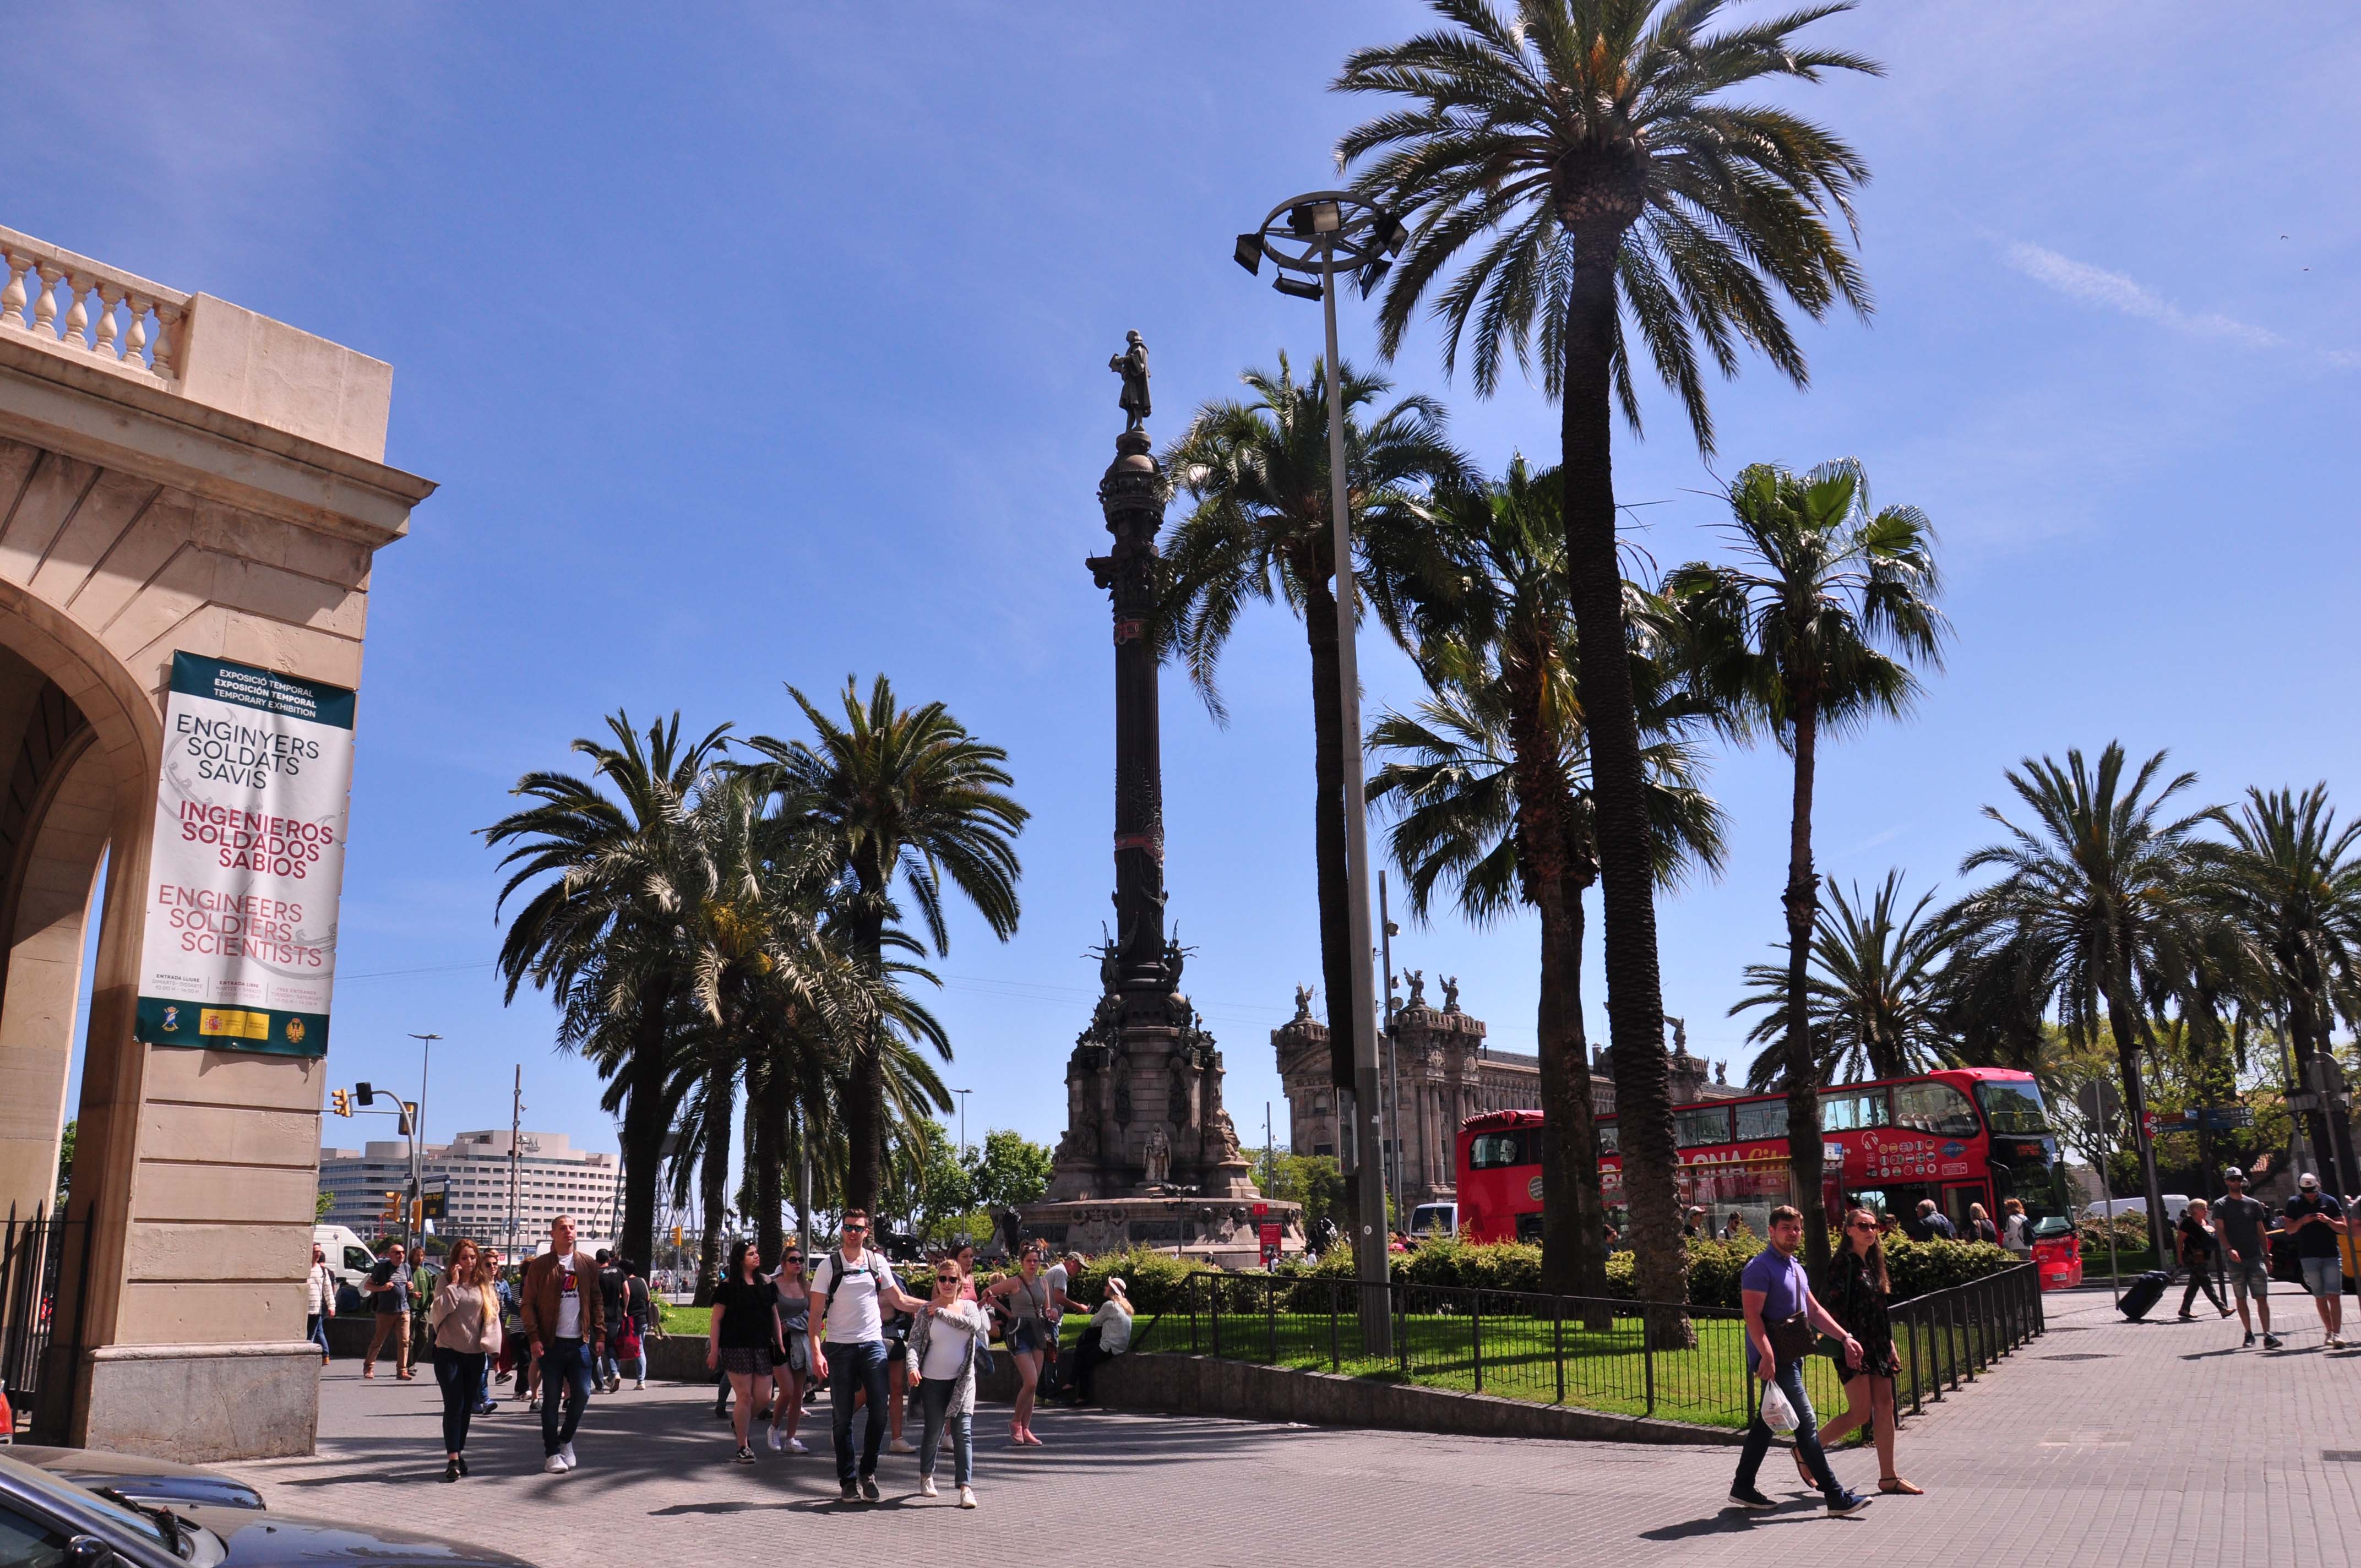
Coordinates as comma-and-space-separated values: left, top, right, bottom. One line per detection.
1976, 1080, 2050, 1135
1819, 1088, 1891, 1132
1596, 1120, 1619, 1155
1892, 1080, 1979, 1137
1733, 1100, 1788, 1141
1470, 1131, 1532, 1169
1674, 1107, 1733, 1148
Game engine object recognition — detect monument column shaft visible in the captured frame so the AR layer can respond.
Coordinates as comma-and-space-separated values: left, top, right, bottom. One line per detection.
1108, 521, 1165, 984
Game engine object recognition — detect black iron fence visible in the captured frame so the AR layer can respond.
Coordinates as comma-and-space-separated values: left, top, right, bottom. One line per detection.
2, 1202, 93, 1437
1176, 1262, 2044, 1428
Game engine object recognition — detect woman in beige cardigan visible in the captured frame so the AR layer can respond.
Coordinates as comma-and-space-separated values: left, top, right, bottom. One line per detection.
428, 1238, 503, 1482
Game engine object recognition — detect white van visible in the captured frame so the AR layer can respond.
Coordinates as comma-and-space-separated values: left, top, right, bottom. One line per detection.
2081, 1195, 2190, 1228
313, 1225, 378, 1297
1408, 1201, 1459, 1239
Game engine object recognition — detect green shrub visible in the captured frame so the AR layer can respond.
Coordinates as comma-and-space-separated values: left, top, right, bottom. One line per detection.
1075, 1246, 1214, 1314
1881, 1236, 2018, 1298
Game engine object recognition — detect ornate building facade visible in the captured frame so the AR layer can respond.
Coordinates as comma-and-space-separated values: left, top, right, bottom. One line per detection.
1274, 976, 1740, 1209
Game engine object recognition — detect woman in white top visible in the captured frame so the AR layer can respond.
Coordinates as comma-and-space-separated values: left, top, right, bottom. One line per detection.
1067, 1276, 1131, 1406
304, 1244, 335, 1366
907, 1258, 989, 1507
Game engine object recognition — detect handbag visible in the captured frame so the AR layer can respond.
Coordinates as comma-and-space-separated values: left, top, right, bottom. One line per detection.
1767, 1310, 1815, 1366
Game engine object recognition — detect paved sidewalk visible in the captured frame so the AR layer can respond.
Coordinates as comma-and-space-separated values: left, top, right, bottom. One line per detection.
224, 1291, 2360, 1567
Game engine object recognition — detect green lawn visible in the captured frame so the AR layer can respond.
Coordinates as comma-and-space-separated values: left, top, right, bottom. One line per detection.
656, 1300, 709, 1336
1133, 1306, 2007, 1431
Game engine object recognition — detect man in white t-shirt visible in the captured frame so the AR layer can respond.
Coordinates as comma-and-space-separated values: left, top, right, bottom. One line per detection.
521, 1214, 604, 1474
1037, 1251, 1090, 1398
809, 1209, 928, 1502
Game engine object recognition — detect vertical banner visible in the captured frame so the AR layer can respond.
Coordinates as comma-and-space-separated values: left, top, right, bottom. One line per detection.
133, 652, 356, 1058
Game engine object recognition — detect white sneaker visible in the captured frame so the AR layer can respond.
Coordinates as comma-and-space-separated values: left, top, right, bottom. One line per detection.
889, 1437, 916, 1455
634, 1379, 645, 1390
544, 1455, 567, 1474
958, 1486, 977, 1509
767, 1427, 784, 1451
787, 1436, 808, 1454
919, 1478, 939, 1498
559, 1442, 577, 1469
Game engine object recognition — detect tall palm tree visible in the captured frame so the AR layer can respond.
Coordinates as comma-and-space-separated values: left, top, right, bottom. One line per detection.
1369, 460, 1722, 1307
1162, 355, 1465, 1112
1667, 458, 1944, 1265
744, 675, 1026, 1212
1953, 744, 2208, 1237
2196, 786, 2361, 1192
483, 711, 730, 1273
1336, 0, 1879, 1300
1732, 870, 1956, 1090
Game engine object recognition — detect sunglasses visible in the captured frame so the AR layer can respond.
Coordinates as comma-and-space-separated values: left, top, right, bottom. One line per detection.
843, 1223, 868, 1232
782, 1256, 803, 1265
1848, 1221, 1876, 1231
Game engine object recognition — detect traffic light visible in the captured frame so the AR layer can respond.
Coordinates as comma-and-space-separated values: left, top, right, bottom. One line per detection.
380, 1190, 400, 1221
329, 1088, 351, 1117
398, 1101, 416, 1136
354, 1082, 375, 1107
670, 1226, 683, 1248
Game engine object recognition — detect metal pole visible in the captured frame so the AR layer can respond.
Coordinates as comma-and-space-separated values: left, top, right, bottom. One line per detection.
1380, 871, 1400, 1226
508, 1067, 523, 1267
408, 1033, 439, 1254
1319, 232, 1391, 1356
954, 1088, 971, 1160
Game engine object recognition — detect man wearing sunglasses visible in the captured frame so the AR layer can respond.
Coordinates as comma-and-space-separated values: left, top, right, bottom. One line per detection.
810, 1208, 929, 1502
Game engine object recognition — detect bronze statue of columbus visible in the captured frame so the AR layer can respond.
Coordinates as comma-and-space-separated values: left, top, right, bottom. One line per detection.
1109, 330, 1151, 431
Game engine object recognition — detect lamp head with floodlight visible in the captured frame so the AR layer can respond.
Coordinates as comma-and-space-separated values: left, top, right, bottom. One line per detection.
1234, 190, 1405, 303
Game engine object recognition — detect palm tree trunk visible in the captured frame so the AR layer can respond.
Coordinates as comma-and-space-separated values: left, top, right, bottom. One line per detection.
1301, 578, 1366, 1229
2287, 957, 2360, 1194
2101, 978, 2168, 1252
1782, 693, 1831, 1272
692, 1058, 737, 1309
845, 908, 888, 1214
618, 973, 676, 1274
1557, 228, 1688, 1338
1505, 686, 1608, 1305
753, 1038, 788, 1265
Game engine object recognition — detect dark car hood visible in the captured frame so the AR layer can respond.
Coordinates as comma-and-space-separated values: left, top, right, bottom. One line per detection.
6, 1447, 264, 1511
176, 1505, 539, 1568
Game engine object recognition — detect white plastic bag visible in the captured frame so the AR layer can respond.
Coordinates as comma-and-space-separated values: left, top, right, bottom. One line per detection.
1759, 1379, 1799, 1434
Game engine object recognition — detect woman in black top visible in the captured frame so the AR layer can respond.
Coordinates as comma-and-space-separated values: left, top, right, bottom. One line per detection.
706, 1240, 784, 1464
2176, 1199, 2231, 1320
1811, 1208, 1920, 1496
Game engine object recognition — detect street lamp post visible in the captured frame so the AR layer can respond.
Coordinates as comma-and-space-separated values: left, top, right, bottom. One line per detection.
1236, 190, 1407, 1353
407, 1033, 440, 1254
953, 1088, 973, 1159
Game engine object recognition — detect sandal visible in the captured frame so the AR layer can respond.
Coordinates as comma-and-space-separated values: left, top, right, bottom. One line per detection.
1879, 1477, 1924, 1495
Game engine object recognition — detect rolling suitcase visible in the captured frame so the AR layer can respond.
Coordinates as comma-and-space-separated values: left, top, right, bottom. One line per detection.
2119, 1268, 2171, 1321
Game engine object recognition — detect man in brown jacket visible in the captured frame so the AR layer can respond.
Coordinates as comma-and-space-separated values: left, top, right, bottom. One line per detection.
521, 1214, 604, 1473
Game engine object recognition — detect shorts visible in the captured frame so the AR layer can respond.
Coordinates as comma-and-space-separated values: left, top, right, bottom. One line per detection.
719, 1346, 772, 1376
1009, 1319, 1043, 1355
2230, 1260, 2270, 1299
2300, 1257, 2346, 1297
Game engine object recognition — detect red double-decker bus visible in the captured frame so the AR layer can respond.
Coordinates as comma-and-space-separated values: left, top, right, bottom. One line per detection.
1455, 1067, 2082, 1287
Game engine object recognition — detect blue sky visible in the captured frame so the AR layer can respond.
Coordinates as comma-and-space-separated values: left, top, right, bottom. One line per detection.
10, 3, 2358, 1166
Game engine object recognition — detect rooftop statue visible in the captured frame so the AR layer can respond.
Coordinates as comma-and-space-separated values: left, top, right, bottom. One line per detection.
1109, 330, 1151, 432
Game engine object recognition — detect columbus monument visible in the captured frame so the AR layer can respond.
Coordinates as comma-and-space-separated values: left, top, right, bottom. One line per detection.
1018, 334, 1298, 1261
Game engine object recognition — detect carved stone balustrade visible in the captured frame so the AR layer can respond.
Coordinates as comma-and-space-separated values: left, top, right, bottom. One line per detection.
0, 225, 188, 384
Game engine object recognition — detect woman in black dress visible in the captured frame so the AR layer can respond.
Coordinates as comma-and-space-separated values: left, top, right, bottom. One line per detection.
1811, 1208, 1921, 1496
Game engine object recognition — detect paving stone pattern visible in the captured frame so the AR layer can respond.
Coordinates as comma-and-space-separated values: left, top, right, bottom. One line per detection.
222, 1289, 2360, 1567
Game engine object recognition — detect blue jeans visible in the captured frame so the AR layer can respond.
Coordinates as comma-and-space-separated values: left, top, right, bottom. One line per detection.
537, 1337, 594, 1456
825, 1339, 892, 1485
916, 1379, 972, 1488
1734, 1356, 1842, 1502
306, 1314, 331, 1359
433, 1347, 486, 1455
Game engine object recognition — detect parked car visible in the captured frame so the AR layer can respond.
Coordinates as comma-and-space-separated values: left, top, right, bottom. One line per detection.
2080, 1195, 2190, 1229
4, 1449, 261, 1512
0, 1451, 538, 1568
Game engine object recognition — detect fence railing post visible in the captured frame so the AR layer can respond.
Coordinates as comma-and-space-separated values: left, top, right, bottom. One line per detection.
1329, 1279, 1340, 1373
1641, 1306, 1656, 1419
1905, 1300, 1923, 1415
1210, 1272, 1222, 1360
1471, 1284, 1484, 1393
1189, 1273, 1200, 1355
1553, 1294, 1565, 1406
1396, 1282, 1408, 1378
1267, 1275, 1279, 1365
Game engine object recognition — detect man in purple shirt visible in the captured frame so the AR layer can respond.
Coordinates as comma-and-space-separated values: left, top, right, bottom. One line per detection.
1729, 1205, 1870, 1516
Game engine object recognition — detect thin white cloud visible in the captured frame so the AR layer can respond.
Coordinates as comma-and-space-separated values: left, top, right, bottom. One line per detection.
2003, 241, 2284, 349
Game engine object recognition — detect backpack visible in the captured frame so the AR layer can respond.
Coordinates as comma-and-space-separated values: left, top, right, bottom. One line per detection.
820, 1249, 877, 1316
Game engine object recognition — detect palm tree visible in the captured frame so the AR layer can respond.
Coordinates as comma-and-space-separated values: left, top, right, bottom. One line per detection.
1162, 355, 1465, 1114
1732, 870, 1955, 1090
1952, 744, 2209, 1237
2197, 786, 2361, 1193
1368, 460, 1722, 1308
1666, 458, 1943, 1265
483, 711, 730, 1273
1336, 0, 1879, 1299
744, 675, 1026, 1212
